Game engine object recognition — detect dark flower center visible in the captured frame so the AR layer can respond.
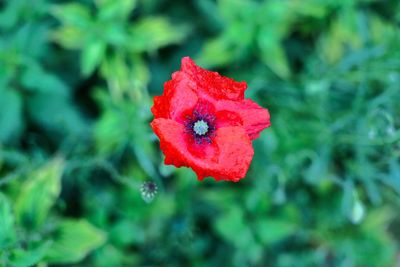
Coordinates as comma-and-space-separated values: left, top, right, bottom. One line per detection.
140, 181, 158, 203
185, 110, 216, 144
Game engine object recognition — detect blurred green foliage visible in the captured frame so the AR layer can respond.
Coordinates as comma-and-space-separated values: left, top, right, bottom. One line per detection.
0, 0, 400, 266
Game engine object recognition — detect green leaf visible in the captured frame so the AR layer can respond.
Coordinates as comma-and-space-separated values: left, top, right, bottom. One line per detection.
289, 0, 329, 18
128, 17, 188, 53
27, 93, 88, 138
0, 0, 21, 30
15, 158, 64, 230
97, 0, 137, 20
110, 220, 144, 246
93, 245, 127, 267
45, 219, 106, 264
81, 40, 106, 76
130, 55, 150, 87
257, 30, 290, 79
255, 218, 297, 244
21, 64, 69, 95
9, 242, 51, 267
319, 10, 362, 64
215, 207, 254, 248
198, 37, 235, 67
51, 3, 93, 49
94, 103, 128, 154
51, 26, 87, 49
0, 88, 23, 144
99, 54, 129, 95
219, 0, 257, 23
51, 3, 91, 27
0, 193, 16, 249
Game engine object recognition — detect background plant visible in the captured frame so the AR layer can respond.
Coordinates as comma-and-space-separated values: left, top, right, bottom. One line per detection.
0, 0, 399, 266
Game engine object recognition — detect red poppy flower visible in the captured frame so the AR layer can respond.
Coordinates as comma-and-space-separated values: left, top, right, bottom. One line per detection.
150, 57, 270, 182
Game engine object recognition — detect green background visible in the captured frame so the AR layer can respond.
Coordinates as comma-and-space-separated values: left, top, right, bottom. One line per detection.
0, 0, 400, 266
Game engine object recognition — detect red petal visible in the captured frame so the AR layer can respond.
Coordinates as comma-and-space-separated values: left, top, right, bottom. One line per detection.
201, 126, 254, 182
180, 57, 247, 101
216, 99, 271, 140
151, 95, 169, 119
150, 118, 254, 182
150, 119, 188, 168
151, 75, 198, 121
